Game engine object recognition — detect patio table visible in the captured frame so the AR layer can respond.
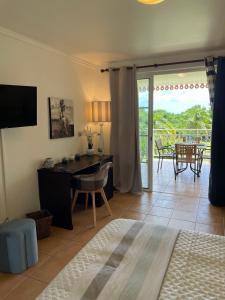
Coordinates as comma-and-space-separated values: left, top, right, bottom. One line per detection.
173, 143, 208, 178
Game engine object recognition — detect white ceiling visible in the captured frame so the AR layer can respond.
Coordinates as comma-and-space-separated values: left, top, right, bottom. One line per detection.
0, 0, 225, 66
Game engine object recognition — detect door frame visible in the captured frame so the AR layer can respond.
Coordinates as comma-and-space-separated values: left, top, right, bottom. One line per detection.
137, 75, 154, 191
137, 63, 206, 191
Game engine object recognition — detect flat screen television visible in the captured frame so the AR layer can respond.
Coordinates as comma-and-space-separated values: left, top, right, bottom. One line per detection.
0, 84, 37, 129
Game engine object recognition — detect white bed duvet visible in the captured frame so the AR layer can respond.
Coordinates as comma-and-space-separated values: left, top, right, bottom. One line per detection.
37, 219, 225, 300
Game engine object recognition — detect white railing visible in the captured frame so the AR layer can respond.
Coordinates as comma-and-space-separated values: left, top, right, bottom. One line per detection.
139, 128, 211, 162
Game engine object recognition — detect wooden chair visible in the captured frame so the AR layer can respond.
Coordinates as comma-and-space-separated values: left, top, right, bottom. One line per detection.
195, 137, 201, 144
72, 162, 112, 227
155, 138, 174, 172
173, 144, 201, 182
202, 145, 211, 160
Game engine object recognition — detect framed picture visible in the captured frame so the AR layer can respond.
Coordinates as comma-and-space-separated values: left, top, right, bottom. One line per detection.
48, 97, 74, 139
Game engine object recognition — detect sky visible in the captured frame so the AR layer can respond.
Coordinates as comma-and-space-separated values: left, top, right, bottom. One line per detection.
139, 88, 210, 113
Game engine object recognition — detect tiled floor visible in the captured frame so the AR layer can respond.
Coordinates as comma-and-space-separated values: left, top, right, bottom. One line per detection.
1, 159, 225, 299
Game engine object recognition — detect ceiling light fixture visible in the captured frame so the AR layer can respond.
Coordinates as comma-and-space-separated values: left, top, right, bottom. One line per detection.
137, 0, 165, 5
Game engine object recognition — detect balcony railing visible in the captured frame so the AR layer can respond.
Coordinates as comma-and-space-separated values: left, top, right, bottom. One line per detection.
139, 128, 211, 162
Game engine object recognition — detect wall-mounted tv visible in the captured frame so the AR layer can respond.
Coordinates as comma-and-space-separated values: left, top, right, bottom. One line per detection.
0, 84, 37, 129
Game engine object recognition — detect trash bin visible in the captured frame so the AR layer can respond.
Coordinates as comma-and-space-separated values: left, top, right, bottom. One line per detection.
26, 210, 53, 239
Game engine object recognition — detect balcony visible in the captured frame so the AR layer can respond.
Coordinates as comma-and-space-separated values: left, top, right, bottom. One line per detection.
140, 129, 211, 189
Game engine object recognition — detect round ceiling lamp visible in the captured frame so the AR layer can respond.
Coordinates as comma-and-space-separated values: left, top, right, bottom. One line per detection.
137, 0, 165, 4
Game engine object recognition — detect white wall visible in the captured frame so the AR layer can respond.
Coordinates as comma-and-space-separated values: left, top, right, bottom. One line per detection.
0, 132, 7, 222
0, 31, 106, 220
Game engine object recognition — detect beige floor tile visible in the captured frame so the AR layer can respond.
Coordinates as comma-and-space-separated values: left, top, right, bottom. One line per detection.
38, 236, 73, 256
28, 256, 67, 283
148, 206, 173, 218
152, 199, 176, 209
172, 210, 197, 222
74, 226, 101, 243
0, 273, 26, 299
144, 215, 170, 226
196, 212, 224, 225
195, 223, 224, 236
4, 277, 47, 300
24, 251, 51, 277
174, 201, 198, 212
102, 203, 126, 217
140, 192, 154, 200
165, 188, 200, 197
152, 185, 168, 193
198, 205, 224, 216
95, 215, 120, 229
168, 219, 195, 231
52, 241, 84, 265
121, 211, 146, 220
128, 196, 153, 206
198, 197, 211, 205
50, 226, 77, 241
128, 202, 152, 214
155, 193, 177, 202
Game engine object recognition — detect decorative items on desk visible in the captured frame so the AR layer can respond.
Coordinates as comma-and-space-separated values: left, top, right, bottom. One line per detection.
83, 126, 97, 156
41, 158, 55, 168
62, 157, 68, 164
74, 154, 81, 160
62, 154, 75, 163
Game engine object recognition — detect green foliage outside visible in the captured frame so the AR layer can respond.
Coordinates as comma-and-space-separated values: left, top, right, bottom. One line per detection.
139, 105, 212, 162
153, 105, 212, 130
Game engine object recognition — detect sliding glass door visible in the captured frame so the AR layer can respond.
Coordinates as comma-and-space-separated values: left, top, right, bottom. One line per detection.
137, 77, 153, 190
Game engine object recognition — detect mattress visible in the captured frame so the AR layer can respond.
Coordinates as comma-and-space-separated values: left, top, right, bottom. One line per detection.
37, 219, 225, 300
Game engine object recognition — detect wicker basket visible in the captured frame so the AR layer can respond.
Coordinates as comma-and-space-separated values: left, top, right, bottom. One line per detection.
26, 210, 53, 240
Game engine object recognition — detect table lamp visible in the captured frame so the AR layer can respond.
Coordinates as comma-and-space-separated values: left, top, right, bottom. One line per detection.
87, 101, 111, 155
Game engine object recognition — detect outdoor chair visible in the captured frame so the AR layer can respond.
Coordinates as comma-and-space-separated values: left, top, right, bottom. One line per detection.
194, 137, 201, 144
173, 144, 201, 182
71, 162, 112, 227
155, 138, 174, 172
202, 146, 211, 160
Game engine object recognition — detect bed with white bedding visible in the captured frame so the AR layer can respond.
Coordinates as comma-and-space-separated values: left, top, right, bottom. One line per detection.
37, 219, 225, 300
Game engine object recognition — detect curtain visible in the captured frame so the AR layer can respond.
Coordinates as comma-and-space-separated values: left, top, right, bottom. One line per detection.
207, 57, 225, 205
205, 56, 217, 110
110, 66, 142, 193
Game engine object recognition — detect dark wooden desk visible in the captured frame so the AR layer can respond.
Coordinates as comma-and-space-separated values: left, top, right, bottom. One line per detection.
37, 155, 113, 230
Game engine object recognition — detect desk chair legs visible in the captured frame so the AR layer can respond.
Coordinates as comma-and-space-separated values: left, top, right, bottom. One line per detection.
91, 192, 96, 227
100, 188, 112, 216
72, 189, 112, 227
72, 190, 79, 212
85, 193, 88, 210
72, 191, 89, 212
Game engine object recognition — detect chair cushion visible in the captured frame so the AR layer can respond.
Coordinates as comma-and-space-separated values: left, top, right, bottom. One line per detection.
74, 176, 104, 191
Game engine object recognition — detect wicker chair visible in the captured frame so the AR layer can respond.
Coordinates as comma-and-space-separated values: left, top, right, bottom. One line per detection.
72, 162, 112, 227
173, 144, 201, 182
155, 138, 174, 172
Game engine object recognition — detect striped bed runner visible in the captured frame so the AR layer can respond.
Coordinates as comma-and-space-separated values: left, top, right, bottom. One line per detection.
37, 219, 178, 300
77, 222, 178, 300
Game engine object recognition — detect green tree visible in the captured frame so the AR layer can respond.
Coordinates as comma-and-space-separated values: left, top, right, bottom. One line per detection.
139, 105, 212, 161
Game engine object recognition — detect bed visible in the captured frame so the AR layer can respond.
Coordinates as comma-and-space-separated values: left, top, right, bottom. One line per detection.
37, 219, 225, 300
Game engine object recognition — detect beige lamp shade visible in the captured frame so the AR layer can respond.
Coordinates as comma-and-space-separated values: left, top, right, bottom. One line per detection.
87, 101, 111, 123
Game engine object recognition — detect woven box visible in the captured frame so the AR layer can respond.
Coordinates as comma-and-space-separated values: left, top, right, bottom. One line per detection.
27, 210, 53, 239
